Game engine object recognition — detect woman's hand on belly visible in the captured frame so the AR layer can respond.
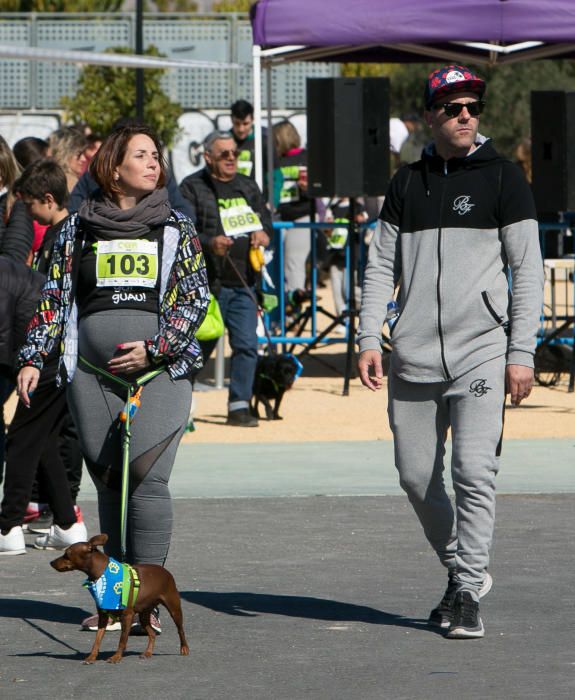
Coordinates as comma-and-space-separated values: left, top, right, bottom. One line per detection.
108, 340, 151, 375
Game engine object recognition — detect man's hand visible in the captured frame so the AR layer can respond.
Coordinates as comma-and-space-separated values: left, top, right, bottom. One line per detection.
211, 235, 234, 256
358, 350, 384, 391
17, 366, 40, 408
250, 230, 270, 248
505, 364, 534, 406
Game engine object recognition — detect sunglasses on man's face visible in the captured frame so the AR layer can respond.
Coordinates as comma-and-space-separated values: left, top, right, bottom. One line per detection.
214, 149, 239, 161
435, 100, 485, 118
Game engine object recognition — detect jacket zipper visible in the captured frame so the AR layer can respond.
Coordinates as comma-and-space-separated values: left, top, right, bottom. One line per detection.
437, 162, 451, 381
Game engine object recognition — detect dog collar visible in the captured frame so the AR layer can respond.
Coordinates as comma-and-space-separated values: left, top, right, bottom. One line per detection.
83, 558, 140, 611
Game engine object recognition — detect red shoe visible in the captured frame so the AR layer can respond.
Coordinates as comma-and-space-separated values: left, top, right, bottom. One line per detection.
23, 503, 48, 523
74, 505, 84, 524
23, 506, 53, 533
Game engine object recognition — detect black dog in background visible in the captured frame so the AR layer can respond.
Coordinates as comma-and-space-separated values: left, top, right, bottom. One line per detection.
251, 354, 301, 420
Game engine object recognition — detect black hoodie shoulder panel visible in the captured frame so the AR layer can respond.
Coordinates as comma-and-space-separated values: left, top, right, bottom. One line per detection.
382, 141, 535, 235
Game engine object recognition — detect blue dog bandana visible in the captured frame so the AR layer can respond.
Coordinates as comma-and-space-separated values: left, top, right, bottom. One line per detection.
83, 557, 139, 611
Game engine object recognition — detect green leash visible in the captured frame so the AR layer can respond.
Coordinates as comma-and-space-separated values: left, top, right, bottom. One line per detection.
79, 355, 164, 562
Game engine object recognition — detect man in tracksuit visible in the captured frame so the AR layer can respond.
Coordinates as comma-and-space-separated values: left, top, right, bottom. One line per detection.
357, 65, 543, 638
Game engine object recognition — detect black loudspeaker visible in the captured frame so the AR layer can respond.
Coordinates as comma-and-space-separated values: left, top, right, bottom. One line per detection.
531, 91, 575, 212
307, 77, 390, 197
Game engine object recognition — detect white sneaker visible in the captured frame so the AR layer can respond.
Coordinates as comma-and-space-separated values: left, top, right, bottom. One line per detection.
34, 522, 88, 550
0, 525, 27, 556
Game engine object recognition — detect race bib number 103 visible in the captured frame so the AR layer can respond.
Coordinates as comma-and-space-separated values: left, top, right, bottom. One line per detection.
96, 240, 158, 288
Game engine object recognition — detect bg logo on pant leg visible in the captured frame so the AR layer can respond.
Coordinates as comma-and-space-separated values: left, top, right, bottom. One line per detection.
469, 379, 492, 397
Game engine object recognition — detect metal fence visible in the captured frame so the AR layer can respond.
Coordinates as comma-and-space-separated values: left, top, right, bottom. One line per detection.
0, 13, 339, 111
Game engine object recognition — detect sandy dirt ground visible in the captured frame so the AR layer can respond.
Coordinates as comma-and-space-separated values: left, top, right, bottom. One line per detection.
4, 349, 573, 446
185, 348, 575, 444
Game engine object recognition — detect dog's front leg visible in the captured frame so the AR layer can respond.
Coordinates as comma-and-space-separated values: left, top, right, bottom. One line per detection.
84, 611, 109, 664
107, 609, 135, 664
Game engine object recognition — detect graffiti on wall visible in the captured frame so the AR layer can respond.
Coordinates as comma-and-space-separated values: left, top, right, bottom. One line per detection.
0, 109, 307, 185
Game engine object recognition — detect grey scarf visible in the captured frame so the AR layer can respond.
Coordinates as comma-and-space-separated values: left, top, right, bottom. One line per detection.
78, 187, 171, 239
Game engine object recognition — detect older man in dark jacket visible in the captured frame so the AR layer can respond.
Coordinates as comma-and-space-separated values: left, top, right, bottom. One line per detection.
180, 130, 273, 427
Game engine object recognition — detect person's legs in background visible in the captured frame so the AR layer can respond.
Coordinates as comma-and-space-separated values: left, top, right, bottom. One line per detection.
284, 218, 311, 293
0, 373, 86, 555
217, 286, 259, 427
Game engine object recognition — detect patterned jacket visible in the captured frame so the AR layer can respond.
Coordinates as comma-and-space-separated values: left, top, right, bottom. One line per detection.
17, 210, 210, 385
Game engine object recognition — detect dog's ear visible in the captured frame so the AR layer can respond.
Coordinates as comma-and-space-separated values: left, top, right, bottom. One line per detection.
88, 533, 108, 550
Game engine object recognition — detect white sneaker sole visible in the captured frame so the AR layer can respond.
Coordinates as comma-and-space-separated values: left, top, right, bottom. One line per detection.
33, 541, 67, 550
447, 619, 485, 639
0, 548, 26, 556
82, 622, 122, 632
27, 525, 52, 534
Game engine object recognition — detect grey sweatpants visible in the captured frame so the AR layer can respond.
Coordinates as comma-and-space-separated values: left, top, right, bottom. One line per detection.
67, 311, 192, 566
388, 355, 506, 593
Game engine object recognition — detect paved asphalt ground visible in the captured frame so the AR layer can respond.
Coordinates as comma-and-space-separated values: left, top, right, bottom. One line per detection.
1, 438, 574, 699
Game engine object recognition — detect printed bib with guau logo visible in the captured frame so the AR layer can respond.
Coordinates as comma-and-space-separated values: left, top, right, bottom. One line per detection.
96, 240, 159, 288
218, 198, 262, 238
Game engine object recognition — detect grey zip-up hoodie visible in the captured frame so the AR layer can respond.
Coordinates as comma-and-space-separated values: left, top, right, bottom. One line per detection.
357, 138, 544, 383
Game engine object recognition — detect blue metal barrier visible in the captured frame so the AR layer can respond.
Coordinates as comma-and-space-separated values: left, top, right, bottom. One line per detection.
258, 219, 374, 350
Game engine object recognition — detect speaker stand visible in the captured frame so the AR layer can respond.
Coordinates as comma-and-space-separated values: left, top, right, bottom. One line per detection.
292, 199, 361, 395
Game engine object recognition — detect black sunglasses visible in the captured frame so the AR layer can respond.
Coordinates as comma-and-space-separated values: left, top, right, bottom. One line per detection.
435, 100, 485, 118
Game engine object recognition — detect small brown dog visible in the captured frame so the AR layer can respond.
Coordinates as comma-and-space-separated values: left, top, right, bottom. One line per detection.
50, 533, 189, 664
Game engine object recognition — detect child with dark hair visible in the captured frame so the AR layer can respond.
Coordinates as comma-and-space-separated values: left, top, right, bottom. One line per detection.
0, 159, 87, 556
12, 137, 50, 170
11, 139, 52, 258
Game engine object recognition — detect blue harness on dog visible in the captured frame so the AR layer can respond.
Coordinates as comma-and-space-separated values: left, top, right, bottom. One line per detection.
83, 557, 140, 612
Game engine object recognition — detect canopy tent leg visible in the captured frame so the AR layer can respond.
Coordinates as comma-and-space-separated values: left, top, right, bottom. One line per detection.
252, 43, 264, 190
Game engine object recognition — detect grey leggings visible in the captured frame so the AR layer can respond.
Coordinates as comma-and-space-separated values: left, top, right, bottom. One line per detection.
67, 311, 192, 566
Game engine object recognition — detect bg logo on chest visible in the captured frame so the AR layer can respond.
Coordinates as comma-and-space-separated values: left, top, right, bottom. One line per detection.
453, 195, 475, 215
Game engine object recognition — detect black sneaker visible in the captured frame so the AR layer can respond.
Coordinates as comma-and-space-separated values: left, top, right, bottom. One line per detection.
429, 572, 493, 628
446, 591, 484, 639
429, 572, 458, 628
226, 408, 258, 428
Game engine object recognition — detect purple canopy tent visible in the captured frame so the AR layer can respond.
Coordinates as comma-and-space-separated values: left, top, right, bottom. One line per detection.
249, 0, 575, 185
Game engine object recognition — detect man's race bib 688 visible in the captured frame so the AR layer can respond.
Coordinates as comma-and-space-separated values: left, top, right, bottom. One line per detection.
96, 240, 158, 288
219, 204, 262, 238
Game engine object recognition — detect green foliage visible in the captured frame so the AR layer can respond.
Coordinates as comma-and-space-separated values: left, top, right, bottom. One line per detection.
387, 60, 575, 158
213, 0, 254, 12
3, 0, 123, 10
60, 46, 182, 148
153, 0, 198, 11
341, 63, 393, 78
